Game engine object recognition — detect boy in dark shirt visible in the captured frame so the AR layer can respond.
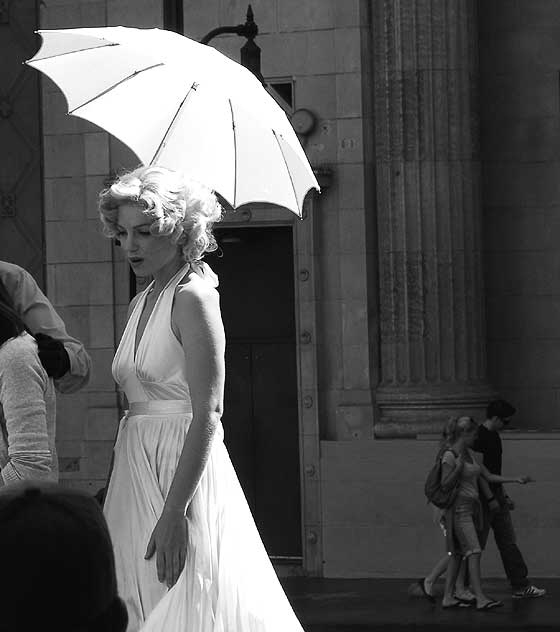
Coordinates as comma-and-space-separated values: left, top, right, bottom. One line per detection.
473, 400, 546, 599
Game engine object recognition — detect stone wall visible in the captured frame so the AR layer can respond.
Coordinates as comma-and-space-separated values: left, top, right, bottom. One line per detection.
321, 436, 560, 577
480, 1, 560, 430
39, 0, 163, 493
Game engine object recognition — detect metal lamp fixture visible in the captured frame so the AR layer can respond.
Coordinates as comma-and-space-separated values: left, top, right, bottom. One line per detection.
200, 5, 265, 85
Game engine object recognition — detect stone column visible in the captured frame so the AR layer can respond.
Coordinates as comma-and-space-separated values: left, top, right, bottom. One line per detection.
371, 0, 494, 437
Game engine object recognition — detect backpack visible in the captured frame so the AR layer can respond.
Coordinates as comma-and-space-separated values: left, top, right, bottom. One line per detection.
424, 448, 461, 509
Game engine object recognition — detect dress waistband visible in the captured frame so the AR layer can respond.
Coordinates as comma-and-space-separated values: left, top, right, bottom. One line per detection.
128, 400, 193, 416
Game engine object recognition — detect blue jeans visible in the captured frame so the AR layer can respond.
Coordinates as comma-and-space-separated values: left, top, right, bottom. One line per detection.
480, 498, 529, 589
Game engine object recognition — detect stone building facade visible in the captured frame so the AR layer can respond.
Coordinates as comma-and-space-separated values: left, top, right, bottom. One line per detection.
2, 0, 560, 577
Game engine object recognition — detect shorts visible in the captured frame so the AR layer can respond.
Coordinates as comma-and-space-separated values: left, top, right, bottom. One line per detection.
452, 497, 482, 558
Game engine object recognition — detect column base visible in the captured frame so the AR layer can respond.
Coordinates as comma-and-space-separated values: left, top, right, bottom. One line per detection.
335, 404, 375, 440
374, 383, 497, 438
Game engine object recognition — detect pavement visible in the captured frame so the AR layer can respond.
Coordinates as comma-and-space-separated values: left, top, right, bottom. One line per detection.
281, 577, 559, 631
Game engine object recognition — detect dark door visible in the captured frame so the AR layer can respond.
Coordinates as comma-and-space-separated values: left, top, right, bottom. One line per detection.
0, 2, 44, 286
206, 226, 302, 558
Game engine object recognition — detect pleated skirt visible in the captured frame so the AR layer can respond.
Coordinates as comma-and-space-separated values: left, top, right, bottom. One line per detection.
103, 401, 304, 632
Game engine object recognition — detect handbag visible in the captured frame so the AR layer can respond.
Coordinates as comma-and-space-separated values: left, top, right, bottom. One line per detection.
424, 448, 461, 509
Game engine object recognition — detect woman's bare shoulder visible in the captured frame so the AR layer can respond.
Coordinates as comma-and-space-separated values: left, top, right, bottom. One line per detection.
172, 276, 222, 343
175, 273, 219, 309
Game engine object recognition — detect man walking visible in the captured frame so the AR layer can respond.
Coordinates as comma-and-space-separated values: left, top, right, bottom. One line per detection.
473, 399, 546, 599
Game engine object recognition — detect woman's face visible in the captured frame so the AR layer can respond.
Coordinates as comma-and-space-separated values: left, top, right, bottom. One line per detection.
463, 427, 477, 447
115, 203, 180, 277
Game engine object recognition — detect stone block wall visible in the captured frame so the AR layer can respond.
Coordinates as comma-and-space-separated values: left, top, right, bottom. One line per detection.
39, 0, 163, 493
182, 0, 375, 441
480, 0, 560, 430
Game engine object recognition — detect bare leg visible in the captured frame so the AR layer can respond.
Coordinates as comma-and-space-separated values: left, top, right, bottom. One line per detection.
455, 559, 475, 600
442, 554, 461, 607
467, 553, 493, 608
424, 554, 449, 596
455, 558, 467, 590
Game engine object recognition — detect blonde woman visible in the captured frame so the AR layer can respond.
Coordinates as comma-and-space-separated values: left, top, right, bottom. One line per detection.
440, 416, 532, 610
100, 166, 305, 632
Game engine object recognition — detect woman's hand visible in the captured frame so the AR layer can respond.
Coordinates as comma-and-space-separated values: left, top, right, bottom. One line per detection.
145, 507, 187, 588
516, 475, 534, 484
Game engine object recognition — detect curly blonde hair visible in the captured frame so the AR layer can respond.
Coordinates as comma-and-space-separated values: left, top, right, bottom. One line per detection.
440, 415, 477, 448
98, 166, 223, 263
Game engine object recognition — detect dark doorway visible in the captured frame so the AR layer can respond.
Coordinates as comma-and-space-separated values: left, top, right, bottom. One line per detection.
0, 2, 44, 287
206, 225, 302, 559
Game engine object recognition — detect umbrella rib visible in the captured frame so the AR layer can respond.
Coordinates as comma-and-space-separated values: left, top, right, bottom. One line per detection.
28, 42, 118, 63
272, 130, 301, 215
229, 99, 237, 208
69, 63, 164, 114
151, 82, 199, 166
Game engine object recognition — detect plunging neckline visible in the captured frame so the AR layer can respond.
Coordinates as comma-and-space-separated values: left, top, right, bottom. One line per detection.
133, 263, 191, 362
133, 283, 158, 362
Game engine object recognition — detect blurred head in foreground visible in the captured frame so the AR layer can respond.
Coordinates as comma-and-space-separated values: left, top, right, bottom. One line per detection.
0, 481, 127, 632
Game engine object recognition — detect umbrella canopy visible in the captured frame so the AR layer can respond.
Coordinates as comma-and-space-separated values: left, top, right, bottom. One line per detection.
26, 26, 319, 216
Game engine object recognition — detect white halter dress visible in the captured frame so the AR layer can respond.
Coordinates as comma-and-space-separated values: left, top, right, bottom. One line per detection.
103, 263, 304, 632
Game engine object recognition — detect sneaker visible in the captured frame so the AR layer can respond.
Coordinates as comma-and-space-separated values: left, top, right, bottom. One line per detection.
512, 585, 546, 599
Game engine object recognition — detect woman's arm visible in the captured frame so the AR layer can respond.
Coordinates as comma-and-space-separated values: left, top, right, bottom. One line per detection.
165, 280, 225, 511
0, 338, 53, 484
440, 450, 464, 489
145, 278, 225, 587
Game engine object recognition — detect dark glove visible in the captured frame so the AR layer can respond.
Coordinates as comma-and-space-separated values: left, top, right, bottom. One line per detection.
34, 333, 71, 379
